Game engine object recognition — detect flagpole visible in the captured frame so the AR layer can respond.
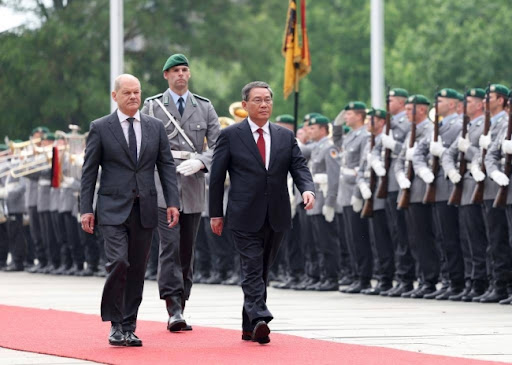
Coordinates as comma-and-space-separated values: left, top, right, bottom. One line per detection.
293, 64, 300, 134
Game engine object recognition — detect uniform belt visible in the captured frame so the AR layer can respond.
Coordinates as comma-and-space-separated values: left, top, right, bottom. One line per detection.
172, 150, 197, 160
38, 179, 51, 186
341, 167, 357, 176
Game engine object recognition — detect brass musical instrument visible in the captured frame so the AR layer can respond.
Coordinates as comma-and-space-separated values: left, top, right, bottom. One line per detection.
229, 102, 248, 123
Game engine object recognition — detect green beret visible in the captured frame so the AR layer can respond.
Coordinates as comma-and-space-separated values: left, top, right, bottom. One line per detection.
368, 108, 387, 119
437, 88, 459, 100
487, 84, 510, 97
309, 114, 330, 125
0, 143, 8, 151
457, 92, 464, 101
389, 88, 408, 98
303, 112, 320, 123
344, 101, 367, 110
162, 53, 189, 72
275, 114, 295, 125
44, 132, 55, 141
406, 94, 430, 105
31, 126, 49, 135
297, 123, 304, 129
466, 88, 486, 99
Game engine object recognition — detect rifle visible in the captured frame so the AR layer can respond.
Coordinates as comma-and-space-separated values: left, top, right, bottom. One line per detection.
376, 86, 391, 199
471, 83, 491, 204
423, 90, 439, 204
361, 113, 376, 218
397, 102, 416, 209
448, 90, 469, 206
493, 92, 512, 208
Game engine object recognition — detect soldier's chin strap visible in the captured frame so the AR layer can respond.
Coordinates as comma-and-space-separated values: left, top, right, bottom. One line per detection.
154, 99, 197, 153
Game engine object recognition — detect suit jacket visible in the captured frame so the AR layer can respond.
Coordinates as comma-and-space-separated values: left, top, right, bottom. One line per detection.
80, 111, 179, 228
209, 119, 314, 233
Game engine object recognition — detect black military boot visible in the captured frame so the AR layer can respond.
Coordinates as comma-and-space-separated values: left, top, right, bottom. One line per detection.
448, 280, 472, 301
480, 281, 508, 303
436, 282, 464, 300
362, 280, 392, 295
461, 280, 487, 302
165, 296, 186, 332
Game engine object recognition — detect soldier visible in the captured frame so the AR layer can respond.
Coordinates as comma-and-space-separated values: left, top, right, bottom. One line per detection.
394, 95, 439, 298
443, 88, 488, 301
141, 53, 220, 331
371, 88, 415, 297
338, 101, 373, 294
0, 144, 10, 270
413, 88, 463, 300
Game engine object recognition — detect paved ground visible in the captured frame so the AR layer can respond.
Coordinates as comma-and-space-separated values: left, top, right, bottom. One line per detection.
1, 271, 511, 364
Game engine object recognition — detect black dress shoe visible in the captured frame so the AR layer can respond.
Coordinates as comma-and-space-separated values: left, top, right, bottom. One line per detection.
166, 297, 187, 332
472, 287, 493, 302
387, 283, 414, 297
304, 279, 322, 291
423, 286, 447, 300
436, 286, 463, 300
499, 295, 512, 305
252, 321, 270, 344
181, 324, 193, 331
362, 281, 392, 295
400, 285, 419, 298
27, 262, 47, 273
449, 286, 471, 301
109, 323, 125, 346
341, 280, 371, 294
315, 279, 339, 291
480, 288, 508, 303
410, 285, 436, 299
338, 275, 355, 286
124, 331, 142, 347
242, 331, 252, 341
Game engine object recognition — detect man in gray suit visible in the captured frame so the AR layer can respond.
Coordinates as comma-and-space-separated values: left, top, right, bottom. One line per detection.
80, 74, 180, 347
141, 53, 220, 332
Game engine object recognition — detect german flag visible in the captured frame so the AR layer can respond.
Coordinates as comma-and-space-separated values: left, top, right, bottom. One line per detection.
282, 0, 311, 99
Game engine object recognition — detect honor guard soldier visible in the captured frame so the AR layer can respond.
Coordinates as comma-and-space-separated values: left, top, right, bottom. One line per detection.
338, 101, 373, 294
394, 95, 439, 298
443, 88, 489, 301
141, 53, 220, 331
0, 144, 10, 269
413, 88, 463, 300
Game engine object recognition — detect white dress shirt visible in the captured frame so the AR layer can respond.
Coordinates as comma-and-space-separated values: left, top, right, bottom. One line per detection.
117, 109, 142, 159
248, 118, 271, 170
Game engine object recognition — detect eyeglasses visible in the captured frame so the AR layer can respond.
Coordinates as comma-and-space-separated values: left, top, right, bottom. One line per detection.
249, 98, 273, 105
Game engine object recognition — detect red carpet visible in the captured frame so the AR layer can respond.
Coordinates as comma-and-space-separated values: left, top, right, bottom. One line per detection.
0, 305, 507, 365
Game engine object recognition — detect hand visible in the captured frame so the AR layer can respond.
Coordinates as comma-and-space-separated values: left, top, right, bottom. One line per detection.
458, 136, 470, 153
166, 206, 180, 228
502, 139, 512, 155
396, 171, 411, 189
479, 134, 491, 150
405, 145, 416, 161
302, 191, 315, 210
447, 168, 462, 184
382, 133, 397, 151
210, 217, 224, 236
418, 167, 435, 184
358, 182, 372, 200
176, 159, 204, 176
350, 195, 363, 213
470, 164, 486, 182
490, 170, 510, 187
371, 159, 386, 177
322, 205, 335, 222
429, 137, 445, 157
81, 213, 95, 234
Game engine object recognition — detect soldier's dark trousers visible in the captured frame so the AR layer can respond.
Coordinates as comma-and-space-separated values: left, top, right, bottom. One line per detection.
335, 212, 354, 278
368, 209, 395, 283
297, 205, 319, 280
7, 214, 26, 265
483, 200, 511, 284
23, 224, 35, 264
286, 211, 305, 279
62, 212, 84, 267
205, 216, 234, 277
404, 203, 439, 286
385, 191, 415, 283
311, 215, 339, 281
39, 211, 58, 267
81, 226, 100, 269
146, 227, 160, 275
194, 217, 212, 277
342, 206, 372, 283
459, 205, 487, 282
157, 208, 201, 302
0, 221, 9, 265
29, 206, 46, 265
50, 211, 66, 268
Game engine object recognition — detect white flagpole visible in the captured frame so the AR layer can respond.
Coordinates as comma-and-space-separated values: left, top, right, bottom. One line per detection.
110, 0, 124, 112
371, 0, 384, 108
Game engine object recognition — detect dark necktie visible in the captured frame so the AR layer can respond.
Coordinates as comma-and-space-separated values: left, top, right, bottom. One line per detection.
256, 128, 266, 166
127, 117, 137, 163
178, 97, 184, 116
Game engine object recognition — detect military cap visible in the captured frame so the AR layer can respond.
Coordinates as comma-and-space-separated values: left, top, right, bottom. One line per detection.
309, 114, 330, 125
466, 88, 485, 99
487, 84, 510, 97
162, 53, 189, 72
368, 108, 387, 119
406, 94, 430, 105
389, 88, 409, 98
437, 88, 459, 99
31, 126, 50, 135
275, 114, 295, 125
303, 112, 320, 123
0, 143, 8, 151
44, 132, 56, 141
344, 101, 367, 110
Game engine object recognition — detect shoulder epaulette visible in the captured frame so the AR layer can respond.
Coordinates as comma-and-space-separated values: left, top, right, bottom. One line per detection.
192, 93, 211, 103
144, 93, 163, 103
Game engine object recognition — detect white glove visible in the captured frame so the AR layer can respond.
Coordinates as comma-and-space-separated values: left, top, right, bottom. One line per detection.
457, 136, 470, 153
418, 167, 435, 184
429, 137, 445, 157
479, 134, 491, 150
371, 159, 386, 177
490, 170, 510, 187
396, 171, 411, 189
447, 168, 462, 184
322, 205, 335, 222
502, 139, 512, 155
64, 176, 75, 185
351, 195, 363, 213
366, 152, 374, 165
0, 187, 5, 199
470, 164, 486, 182
405, 145, 416, 161
382, 133, 397, 151
313, 173, 328, 196
176, 159, 204, 176
358, 182, 372, 200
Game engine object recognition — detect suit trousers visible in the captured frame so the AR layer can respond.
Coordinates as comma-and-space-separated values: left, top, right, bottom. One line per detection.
7, 214, 27, 265
100, 199, 153, 331
368, 210, 395, 283
342, 206, 372, 283
28, 206, 46, 265
157, 208, 201, 302
231, 219, 284, 332
459, 205, 488, 282
311, 214, 339, 281
483, 200, 511, 284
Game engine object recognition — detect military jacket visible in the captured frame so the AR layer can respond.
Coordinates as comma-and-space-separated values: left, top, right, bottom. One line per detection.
357, 134, 385, 211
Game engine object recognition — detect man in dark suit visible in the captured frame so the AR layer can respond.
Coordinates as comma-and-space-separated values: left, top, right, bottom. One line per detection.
80, 74, 180, 347
209, 81, 315, 344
